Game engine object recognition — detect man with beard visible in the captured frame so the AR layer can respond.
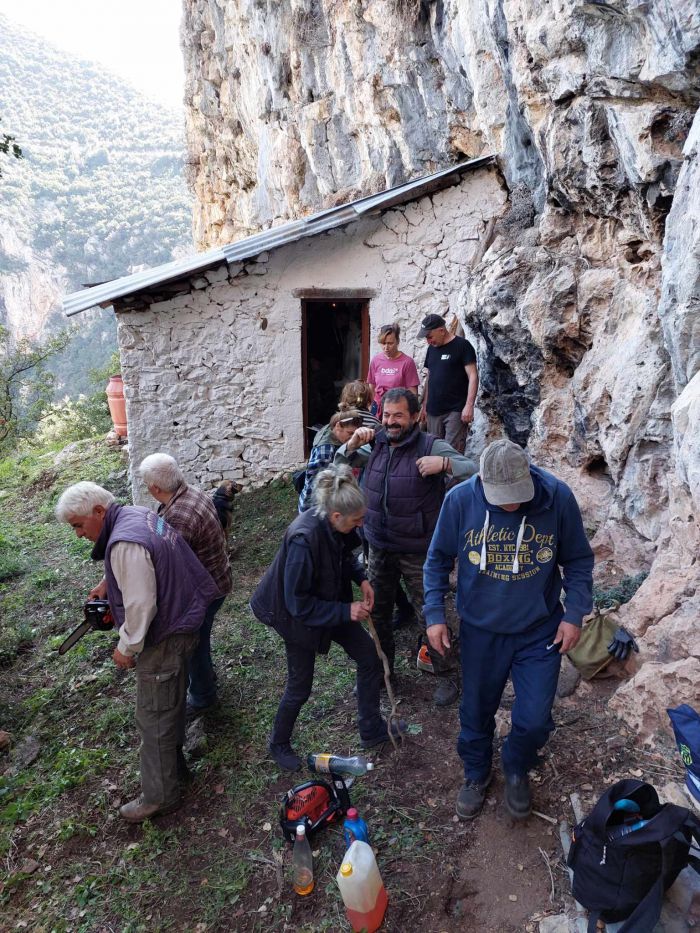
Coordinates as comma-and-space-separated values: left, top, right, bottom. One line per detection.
336, 388, 476, 706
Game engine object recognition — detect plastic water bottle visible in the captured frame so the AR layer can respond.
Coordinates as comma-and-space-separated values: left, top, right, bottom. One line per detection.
292, 824, 314, 896
607, 818, 649, 842
336, 840, 388, 933
343, 807, 370, 847
307, 753, 374, 776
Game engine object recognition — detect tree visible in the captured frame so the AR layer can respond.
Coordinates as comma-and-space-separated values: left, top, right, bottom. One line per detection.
0, 326, 74, 452
0, 117, 22, 178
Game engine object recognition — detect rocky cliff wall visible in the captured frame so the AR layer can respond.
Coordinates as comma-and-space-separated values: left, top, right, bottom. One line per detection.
183, 0, 700, 737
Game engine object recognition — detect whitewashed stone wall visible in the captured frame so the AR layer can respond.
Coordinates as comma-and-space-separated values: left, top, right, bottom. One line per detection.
117, 168, 506, 501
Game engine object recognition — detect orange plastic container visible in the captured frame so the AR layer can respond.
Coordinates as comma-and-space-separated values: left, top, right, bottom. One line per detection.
336, 841, 388, 932
106, 375, 127, 437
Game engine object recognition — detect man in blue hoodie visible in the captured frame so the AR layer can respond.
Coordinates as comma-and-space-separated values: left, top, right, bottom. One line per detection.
423, 439, 593, 820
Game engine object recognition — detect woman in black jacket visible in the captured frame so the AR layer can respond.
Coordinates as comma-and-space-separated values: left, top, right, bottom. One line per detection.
251, 465, 406, 771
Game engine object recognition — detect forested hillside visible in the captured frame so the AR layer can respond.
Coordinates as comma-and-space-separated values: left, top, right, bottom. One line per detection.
0, 14, 193, 394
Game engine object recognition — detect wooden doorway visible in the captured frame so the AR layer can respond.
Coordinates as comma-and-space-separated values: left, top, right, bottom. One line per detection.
300, 294, 370, 456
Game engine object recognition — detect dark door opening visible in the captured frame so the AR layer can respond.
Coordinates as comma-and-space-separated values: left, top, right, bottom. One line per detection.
301, 298, 369, 455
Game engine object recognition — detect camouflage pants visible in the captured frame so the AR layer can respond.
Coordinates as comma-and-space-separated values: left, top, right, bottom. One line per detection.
367, 545, 458, 676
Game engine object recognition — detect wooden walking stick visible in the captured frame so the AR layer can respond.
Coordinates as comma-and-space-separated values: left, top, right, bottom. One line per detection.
366, 614, 402, 750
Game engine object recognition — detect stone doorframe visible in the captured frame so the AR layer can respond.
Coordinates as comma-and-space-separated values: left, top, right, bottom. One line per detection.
294, 288, 377, 457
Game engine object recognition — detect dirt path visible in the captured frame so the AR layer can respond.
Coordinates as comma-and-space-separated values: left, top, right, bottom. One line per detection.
186, 615, 680, 933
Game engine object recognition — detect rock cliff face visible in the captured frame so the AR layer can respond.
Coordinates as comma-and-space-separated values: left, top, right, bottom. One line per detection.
183, 0, 700, 737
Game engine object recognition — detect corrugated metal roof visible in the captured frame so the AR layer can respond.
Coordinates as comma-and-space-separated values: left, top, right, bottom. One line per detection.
63, 155, 495, 316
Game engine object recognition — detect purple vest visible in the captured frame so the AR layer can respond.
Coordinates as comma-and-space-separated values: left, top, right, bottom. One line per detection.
102, 505, 220, 647
363, 427, 444, 553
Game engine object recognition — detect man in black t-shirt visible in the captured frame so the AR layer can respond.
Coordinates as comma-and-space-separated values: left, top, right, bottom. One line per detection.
418, 314, 479, 454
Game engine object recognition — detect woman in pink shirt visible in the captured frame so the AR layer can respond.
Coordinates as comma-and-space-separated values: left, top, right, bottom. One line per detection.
367, 323, 420, 417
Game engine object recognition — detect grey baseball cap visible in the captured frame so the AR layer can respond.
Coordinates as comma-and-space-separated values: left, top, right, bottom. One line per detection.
479, 439, 534, 506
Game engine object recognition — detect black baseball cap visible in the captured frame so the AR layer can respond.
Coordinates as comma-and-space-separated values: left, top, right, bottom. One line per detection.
418, 314, 447, 337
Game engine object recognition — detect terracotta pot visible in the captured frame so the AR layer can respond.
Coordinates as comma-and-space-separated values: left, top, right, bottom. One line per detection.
106, 374, 128, 437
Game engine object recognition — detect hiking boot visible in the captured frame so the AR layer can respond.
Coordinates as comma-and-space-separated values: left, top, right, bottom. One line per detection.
416, 644, 434, 674
456, 772, 492, 820
361, 718, 408, 749
433, 678, 459, 708
504, 773, 532, 820
268, 741, 302, 772
119, 795, 181, 823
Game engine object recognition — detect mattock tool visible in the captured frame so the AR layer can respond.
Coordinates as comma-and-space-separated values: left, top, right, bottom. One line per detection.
366, 614, 403, 750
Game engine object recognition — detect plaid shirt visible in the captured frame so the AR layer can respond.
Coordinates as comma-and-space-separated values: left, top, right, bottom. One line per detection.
298, 441, 338, 513
158, 484, 232, 596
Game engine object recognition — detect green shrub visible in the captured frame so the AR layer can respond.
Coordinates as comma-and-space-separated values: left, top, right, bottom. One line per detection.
35, 392, 111, 447
593, 571, 648, 608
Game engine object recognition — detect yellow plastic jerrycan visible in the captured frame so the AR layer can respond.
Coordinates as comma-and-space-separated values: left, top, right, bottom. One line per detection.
336, 840, 388, 932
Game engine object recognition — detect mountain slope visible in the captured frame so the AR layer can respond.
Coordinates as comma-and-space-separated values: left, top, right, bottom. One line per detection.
0, 14, 193, 393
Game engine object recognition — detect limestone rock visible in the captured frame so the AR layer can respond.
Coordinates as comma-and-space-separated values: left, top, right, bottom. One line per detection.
8, 735, 40, 775
556, 658, 581, 700
608, 658, 700, 741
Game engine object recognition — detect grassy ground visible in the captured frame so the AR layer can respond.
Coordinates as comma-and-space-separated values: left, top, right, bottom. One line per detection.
0, 439, 684, 932
0, 441, 441, 931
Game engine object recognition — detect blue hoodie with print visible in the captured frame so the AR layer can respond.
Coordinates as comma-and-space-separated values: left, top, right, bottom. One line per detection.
423, 465, 594, 634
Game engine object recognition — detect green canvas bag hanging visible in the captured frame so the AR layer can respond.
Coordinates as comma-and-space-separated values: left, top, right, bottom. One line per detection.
567, 603, 620, 680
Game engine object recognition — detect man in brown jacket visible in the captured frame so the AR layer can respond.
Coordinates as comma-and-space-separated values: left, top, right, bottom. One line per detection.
138, 454, 232, 719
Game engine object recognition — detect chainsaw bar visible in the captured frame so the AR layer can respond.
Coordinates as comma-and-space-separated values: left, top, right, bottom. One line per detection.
58, 621, 92, 655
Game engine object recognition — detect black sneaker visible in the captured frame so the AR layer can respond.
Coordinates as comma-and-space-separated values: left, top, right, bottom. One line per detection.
504, 772, 532, 820
268, 741, 302, 772
360, 718, 408, 749
433, 679, 459, 707
456, 772, 492, 819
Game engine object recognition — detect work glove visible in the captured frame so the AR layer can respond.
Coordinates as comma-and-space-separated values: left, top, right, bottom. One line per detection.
606, 626, 639, 661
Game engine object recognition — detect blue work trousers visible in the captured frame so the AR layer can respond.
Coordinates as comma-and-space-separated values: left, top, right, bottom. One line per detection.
187, 595, 226, 709
458, 614, 562, 781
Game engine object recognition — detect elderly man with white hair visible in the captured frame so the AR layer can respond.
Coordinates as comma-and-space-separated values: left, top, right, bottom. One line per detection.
56, 481, 219, 822
137, 453, 232, 719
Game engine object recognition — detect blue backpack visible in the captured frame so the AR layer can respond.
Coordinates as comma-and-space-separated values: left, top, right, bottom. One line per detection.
668, 703, 700, 805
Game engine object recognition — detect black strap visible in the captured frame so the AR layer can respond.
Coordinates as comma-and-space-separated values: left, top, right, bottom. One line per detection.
673, 813, 700, 874
587, 910, 600, 933
618, 817, 699, 933
617, 874, 664, 933
686, 812, 700, 846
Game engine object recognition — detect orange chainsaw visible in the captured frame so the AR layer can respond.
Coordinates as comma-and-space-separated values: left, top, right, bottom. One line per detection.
58, 599, 114, 655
